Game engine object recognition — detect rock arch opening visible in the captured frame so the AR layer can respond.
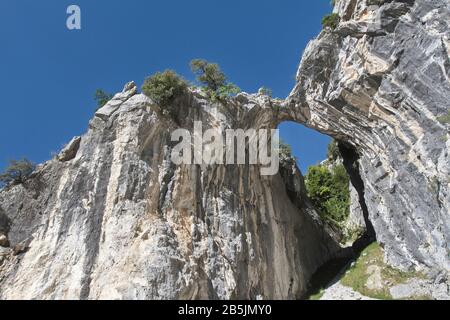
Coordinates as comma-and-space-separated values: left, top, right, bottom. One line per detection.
278, 121, 378, 299
337, 142, 376, 252
279, 121, 375, 250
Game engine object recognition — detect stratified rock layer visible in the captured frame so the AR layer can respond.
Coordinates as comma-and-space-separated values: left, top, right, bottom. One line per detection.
0, 0, 448, 300
285, 0, 450, 274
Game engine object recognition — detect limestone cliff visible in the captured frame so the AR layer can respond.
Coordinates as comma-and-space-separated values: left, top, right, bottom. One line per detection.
0, 83, 341, 299
285, 0, 449, 275
0, 0, 449, 300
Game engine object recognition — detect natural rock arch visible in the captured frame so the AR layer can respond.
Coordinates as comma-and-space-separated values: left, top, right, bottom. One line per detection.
0, 0, 448, 301
277, 0, 450, 273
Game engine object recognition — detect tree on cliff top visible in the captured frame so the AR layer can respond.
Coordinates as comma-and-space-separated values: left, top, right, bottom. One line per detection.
94, 89, 114, 110
0, 159, 35, 186
141, 70, 188, 119
190, 59, 240, 102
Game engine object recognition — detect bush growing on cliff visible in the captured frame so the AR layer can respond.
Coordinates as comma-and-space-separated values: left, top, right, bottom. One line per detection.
94, 89, 113, 110
305, 163, 350, 226
437, 110, 450, 124
142, 70, 188, 115
327, 139, 341, 161
279, 140, 297, 162
190, 59, 240, 102
322, 13, 340, 30
190, 59, 225, 91
0, 159, 35, 186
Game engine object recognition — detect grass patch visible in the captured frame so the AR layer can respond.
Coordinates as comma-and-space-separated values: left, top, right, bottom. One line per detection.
309, 289, 325, 300
342, 226, 365, 245
341, 242, 425, 300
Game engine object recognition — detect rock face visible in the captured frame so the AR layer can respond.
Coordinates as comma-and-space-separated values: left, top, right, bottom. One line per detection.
347, 184, 366, 232
57, 136, 81, 162
0, 0, 448, 300
0, 83, 341, 299
285, 0, 450, 274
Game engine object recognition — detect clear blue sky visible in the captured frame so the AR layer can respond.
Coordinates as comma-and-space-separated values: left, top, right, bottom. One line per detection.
0, 0, 332, 174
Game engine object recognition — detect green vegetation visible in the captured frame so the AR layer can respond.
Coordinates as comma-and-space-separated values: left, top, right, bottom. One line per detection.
437, 110, 450, 124
341, 242, 428, 300
322, 13, 340, 30
190, 59, 240, 102
140, 59, 240, 113
327, 139, 340, 161
259, 87, 273, 97
94, 89, 114, 109
279, 140, 295, 160
140, 60, 241, 118
304, 140, 361, 242
141, 70, 188, 117
305, 163, 350, 226
190, 59, 225, 92
341, 226, 365, 244
0, 158, 35, 186
305, 140, 359, 240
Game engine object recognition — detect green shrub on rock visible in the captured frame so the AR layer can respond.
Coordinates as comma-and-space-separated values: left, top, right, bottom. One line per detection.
279, 141, 293, 157
94, 89, 113, 110
190, 59, 240, 102
142, 70, 188, 116
322, 13, 340, 30
305, 163, 350, 226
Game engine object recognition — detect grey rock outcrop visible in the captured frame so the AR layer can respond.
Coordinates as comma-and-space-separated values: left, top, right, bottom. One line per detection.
0, 235, 9, 248
390, 276, 450, 300
0, 83, 341, 299
347, 183, 366, 232
0, 0, 448, 300
285, 0, 450, 274
57, 136, 81, 162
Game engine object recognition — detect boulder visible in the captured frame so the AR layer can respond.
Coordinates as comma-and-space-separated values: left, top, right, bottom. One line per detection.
57, 136, 81, 162
0, 234, 9, 248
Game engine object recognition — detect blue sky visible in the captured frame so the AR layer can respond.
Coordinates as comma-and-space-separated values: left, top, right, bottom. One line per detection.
0, 0, 332, 174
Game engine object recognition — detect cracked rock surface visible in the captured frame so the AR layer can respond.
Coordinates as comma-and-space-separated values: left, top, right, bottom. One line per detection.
0, 83, 341, 299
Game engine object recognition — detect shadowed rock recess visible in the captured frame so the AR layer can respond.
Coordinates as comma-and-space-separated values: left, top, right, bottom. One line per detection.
0, 0, 448, 299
